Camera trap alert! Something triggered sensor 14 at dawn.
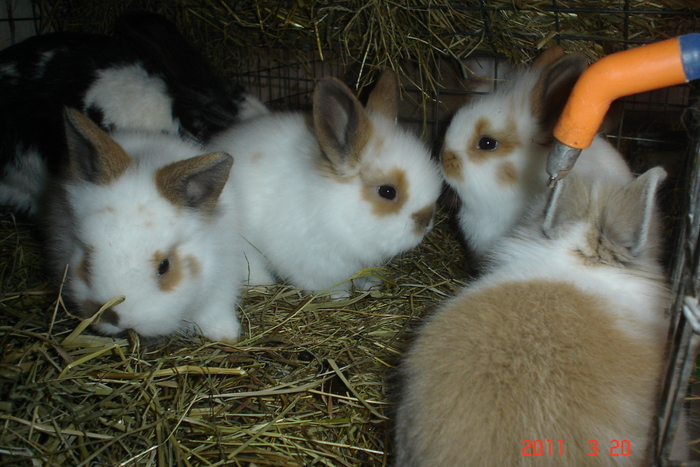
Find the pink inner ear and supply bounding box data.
[532,46,565,69]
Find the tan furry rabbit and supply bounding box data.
[394,167,671,466]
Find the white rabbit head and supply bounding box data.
[44,109,242,341]
[440,47,593,257]
[311,71,443,258]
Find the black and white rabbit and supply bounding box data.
[394,167,673,466]
[0,11,265,215]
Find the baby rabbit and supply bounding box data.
[394,167,671,466]
[43,109,244,342]
[0,11,265,216]
[209,70,443,293]
[441,47,633,258]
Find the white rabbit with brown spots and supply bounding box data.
[394,167,671,466]
[209,70,443,293]
[441,47,633,258]
[43,109,244,342]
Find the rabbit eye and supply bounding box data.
[477,136,499,151]
[378,185,398,201]
[157,259,170,276]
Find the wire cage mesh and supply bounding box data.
[0,0,699,465]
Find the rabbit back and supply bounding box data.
[395,278,665,467]
[394,168,671,466]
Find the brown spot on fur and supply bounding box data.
[185,255,201,278]
[467,117,520,163]
[370,135,385,155]
[496,161,517,186]
[441,148,463,182]
[79,300,120,327]
[80,299,102,319]
[360,167,408,216]
[412,204,435,235]
[100,308,120,326]
[152,249,183,292]
[251,151,263,163]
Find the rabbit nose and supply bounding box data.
[81,299,120,326]
[412,205,436,234]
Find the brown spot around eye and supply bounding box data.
[360,167,408,216]
[152,249,183,292]
[467,117,520,163]
[441,148,463,182]
[496,161,518,186]
[412,204,436,235]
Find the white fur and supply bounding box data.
[209,110,443,292]
[0,61,18,77]
[442,62,633,258]
[238,93,270,121]
[45,130,244,341]
[34,50,56,79]
[484,216,667,344]
[83,64,180,134]
[0,145,48,215]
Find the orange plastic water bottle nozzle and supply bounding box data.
[546,34,700,186]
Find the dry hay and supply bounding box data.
[3,1,700,465]
[40,1,700,115]
[0,206,469,466]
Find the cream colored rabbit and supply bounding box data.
[394,167,671,466]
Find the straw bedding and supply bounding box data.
[2,0,699,465]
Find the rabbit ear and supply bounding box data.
[601,166,667,256]
[313,77,372,173]
[64,107,131,185]
[366,69,398,121]
[531,52,588,135]
[155,151,233,213]
[542,171,590,237]
[531,45,565,69]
